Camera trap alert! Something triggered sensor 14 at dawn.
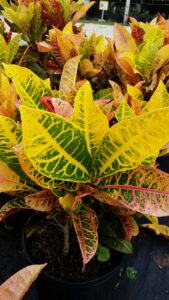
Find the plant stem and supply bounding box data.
[63,222,69,256]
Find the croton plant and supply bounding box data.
[1,0,169,274]
[1,60,169,271]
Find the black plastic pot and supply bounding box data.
[21,213,126,300]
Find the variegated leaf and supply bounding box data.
[142,223,169,239]
[0,34,8,64]
[98,166,169,216]
[0,198,29,222]
[25,190,59,212]
[0,264,47,300]
[70,81,109,155]
[115,99,135,122]
[3,64,52,108]
[94,107,169,178]
[59,55,81,102]
[0,115,25,178]
[153,44,169,73]
[136,26,164,78]
[120,215,139,240]
[16,144,77,191]
[93,88,113,100]
[143,81,169,112]
[20,106,92,182]
[7,34,21,64]
[127,84,144,101]
[0,160,32,193]
[72,204,98,271]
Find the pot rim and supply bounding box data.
[21,212,127,287]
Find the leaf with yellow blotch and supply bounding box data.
[120,215,139,240]
[59,55,81,101]
[0,34,8,64]
[59,193,81,212]
[7,34,21,64]
[114,24,139,54]
[0,160,33,193]
[0,264,47,300]
[136,26,164,78]
[25,190,59,212]
[153,45,169,73]
[143,81,169,112]
[20,105,92,182]
[114,54,139,85]
[72,204,98,271]
[98,166,169,217]
[109,80,123,101]
[144,215,158,224]
[3,64,52,109]
[16,143,77,191]
[142,224,169,239]
[72,1,95,24]
[127,84,144,101]
[115,99,135,122]
[94,107,169,178]
[70,81,109,155]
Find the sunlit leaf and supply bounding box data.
[143,81,169,112]
[59,55,81,101]
[114,24,138,54]
[70,81,109,155]
[3,64,52,108]
[115,99,135,122]
[142,223,169,239]
[20,105,92,182]
[94,107,169,178]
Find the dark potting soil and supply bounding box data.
[28,220,122,283]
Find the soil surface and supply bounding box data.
[28,217,123,282]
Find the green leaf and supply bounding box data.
[97,244,110,262]
[3,64,52,109]
[7,34,22,64]
[0,0,10,8]
[20,105,92,182]
[93,88,113,100]
[115,99,135,122]
[95,107,169,178]
[100,214,133,254]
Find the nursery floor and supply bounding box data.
[0,213,169,300]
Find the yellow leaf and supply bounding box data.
[59,55,81,101]
[95,107,169,178]
[3,64,52,108]
[143,81,169,112]
[70,81,109,155]
[20,105,92,182]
